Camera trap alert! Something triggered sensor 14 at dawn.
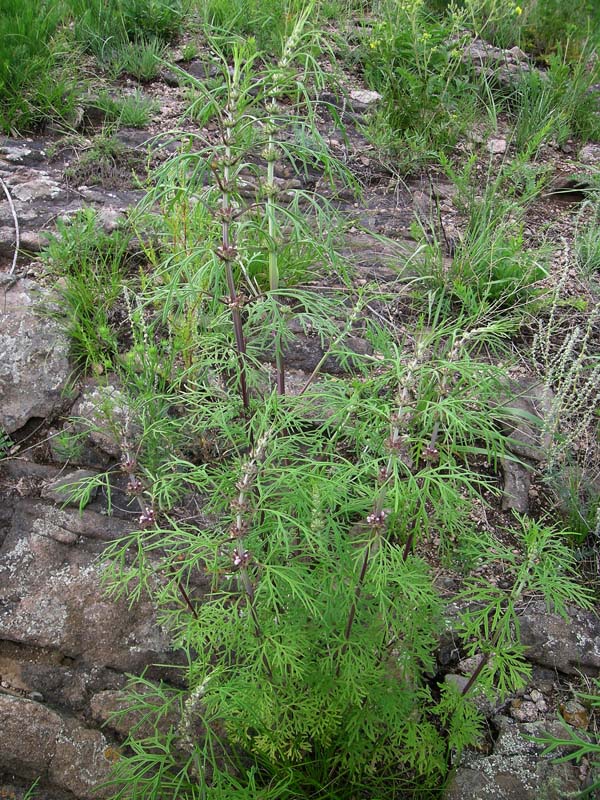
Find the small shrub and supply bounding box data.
[361,2,475,164]
[55,29,591,800]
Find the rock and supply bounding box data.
[0,136,142,259]
[0,278,71,433]
[559,699,590,730]
[341,231,419,283]
[0,499,174,672]
[501,458,531,513]
[445,715,583,800]
[48,424,113,470]
[497,377,554,513]
[95,205,126,233]
[1,147,33,163]
[278,318,372,375]
[0,139,47,165]
[90,684,180,739]
[71,382,138,458]
[579,143,600,165]
[487,137,507,155]
[0,694,113,799]
[499,377,554,462]
[17,657,125,716]
[349,89,382,109]
[445,673,495,716]
[41,469,100,508]
[462,38,533,87]
[519,601,600,676]
[509,698,539,722]
[11,175,64,202]
[18,229,45,251]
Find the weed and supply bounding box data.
[532,288,600,471]
[0,429,12,461]
[198,0,312,54]
[520,0,600,60]
[45,26,590,800]
[509,46,600,153]
[91,89,158,129]
[414,158,550,317]
[361,1,475,166]
[67,0,185,75]
[41,209,134,371]
[109,38,167,82]
[180,41,199,61]
[50,428,87,464]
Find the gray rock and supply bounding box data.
[445,716,582,800]
[71,382,138,458]
[42,469,100,508]
[349,89,382,108]
[499,377,554,462]
[0,279,71,433]
[462,38,533,87]
[519,601,600,675]
[497,377,554,513]
[0,694,113,799]
[90,684,180,739]
[10,175,64,202]
[509,699,539,723]
[579,143,600,165]
[486,137,507,155]
[501,458,531,513]
[1,146,33,163]
[279,318,372,375]
[0,138,47,165]
[19,229,45,251]
[17,658,125,716]
[0,499,173,672]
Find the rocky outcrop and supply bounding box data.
[0,278,71,433]
[0,136,142,258]
[0,500,172,671]
[520,601,600,676]
[462,38,532,85]
[0,694,114,799]
[446,716,582,800]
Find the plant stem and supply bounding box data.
[218,72,249,412]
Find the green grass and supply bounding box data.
[576,197,600,277]
[90,89,159,128]
[41,209,135,371]
[198,0,315,52]
[0,0,187,133]
[0,0,79,133]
